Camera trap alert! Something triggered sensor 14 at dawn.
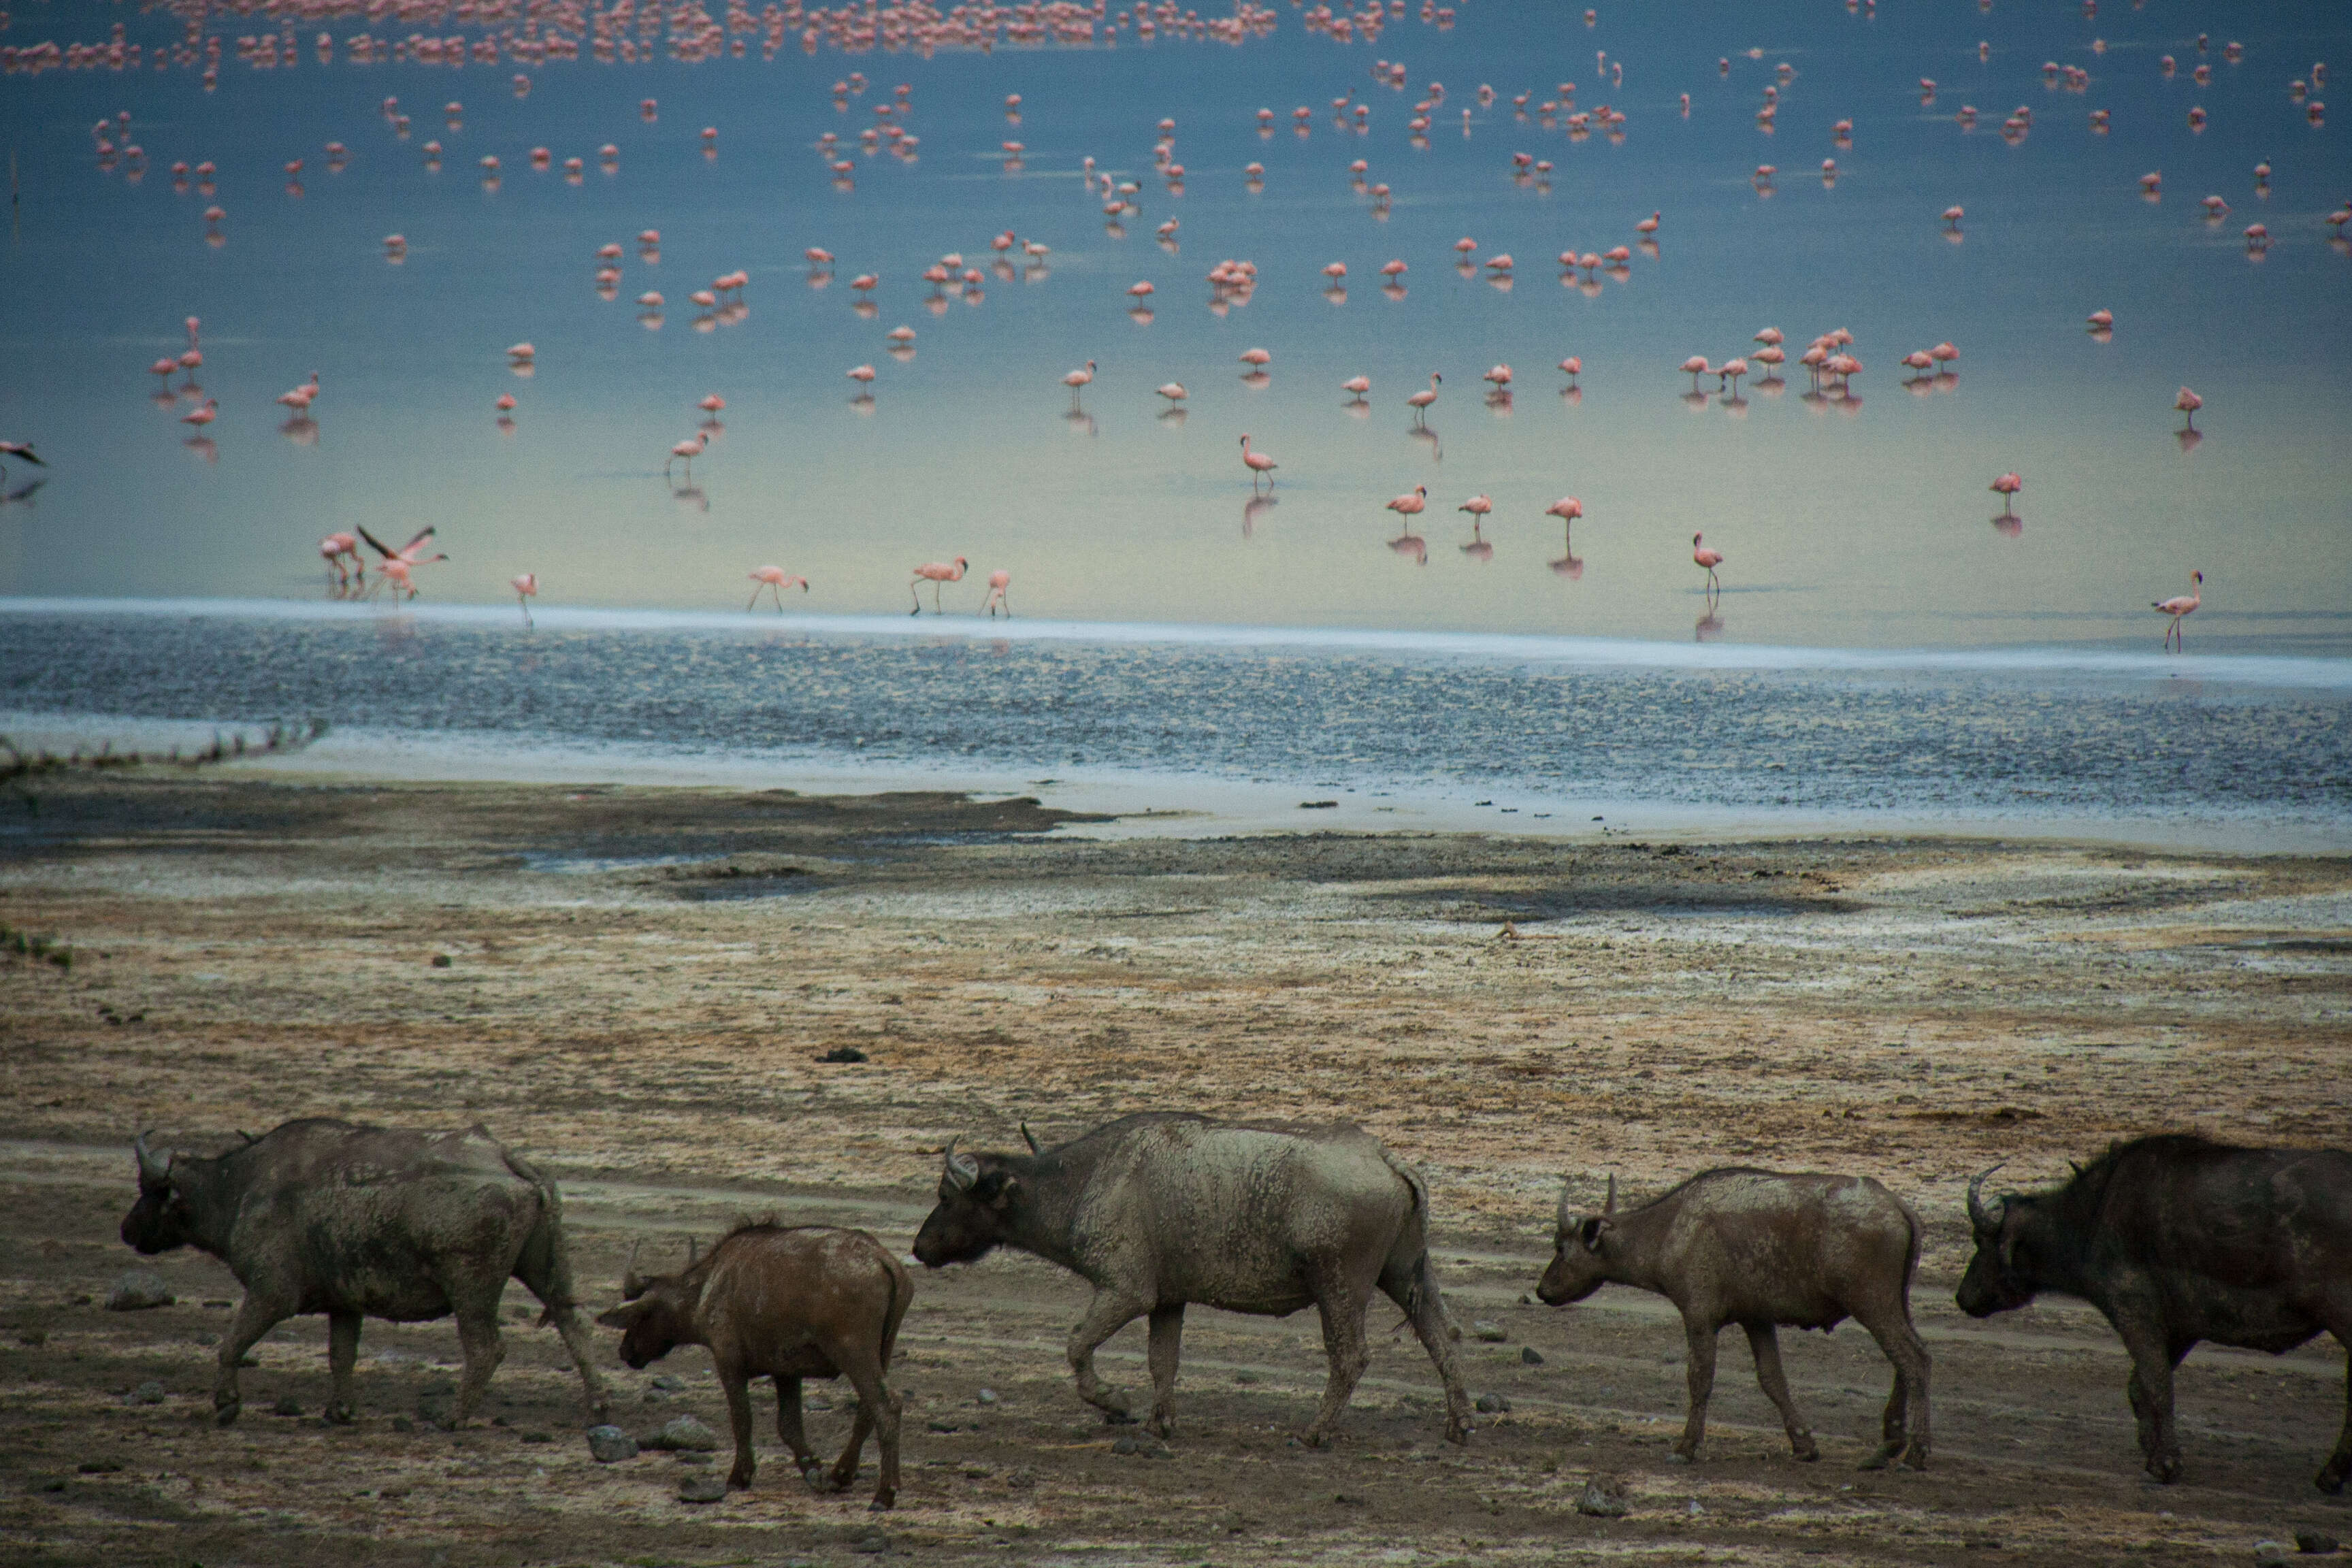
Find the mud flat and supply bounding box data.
[3,773,2349,1567]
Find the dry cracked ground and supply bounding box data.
[2,773,2349,1568]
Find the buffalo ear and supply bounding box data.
[594,1302,647,1331]
[1578,1216,1612,1253]
[979,1172,1020,1209]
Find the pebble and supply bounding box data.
[103,1271,174,1311]
[390,1416,414,1434]
[127,1380,167,1406]
[1110,1434,1172,1458]
[847,1532,889,1554]
[585,1424,639,1463]
[1520,1346,1545,1365]
[1575,1477,1629,1518]
[2257,1545,2292,1566]
[1474,1392,1512,1414]
[1471,1320,1508,1342]
[676,1472,728,1503]
[975,1388,999,1406]
[649,1374,686,1392]
[2297,1534,2341,1556]
[643,1414,719,1452]
[272,1396,304,1417]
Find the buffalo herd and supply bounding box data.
[118,1113,2352,1507]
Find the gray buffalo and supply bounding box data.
[1539,1169,1931,1469]
[598,1223,911,1509]
[120,1118,610,1427]
[1959,1134,2352,1490]
[913,1113,1473,1446]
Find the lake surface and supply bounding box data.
[2,0,2347,655]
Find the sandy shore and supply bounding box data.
[3,770,2348,1566]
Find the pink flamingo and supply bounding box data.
[2152,570,2203,650]
[180,398,218,428]
[1458,493,1493,521]
[1341,374,1371,399]
[1407,372,1442,424]
[2174,387,2203,430]
[666,432,707,478]
[357,525,447,600]
[1692,532,1726,597]
[512,572,538,625]
[747,565,808,610]
[1990,472,2023,516]
[982,569,1012,617]
[910,556,968,614]
[1545,496,1584,524]
[1386,485,1428,517]
[318,532,361,588]
[1682,355,1712,392]
[1239,434,1277,491]
[1063,359,1096,407]
[1558,356,1582,388]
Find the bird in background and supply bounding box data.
[0,442,44,482]
[512,572,538,626]
[2153,569,2203,651]
[981,569,1012,617]
[1692,532,1726,598]
[747,564,808,610]
[357,525,448,601]
[911,556,968,614]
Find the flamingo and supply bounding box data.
[982,569,1012,617]
[1386,485,1428,517]
[318,532,360,587]
[1558,357,1581,387]
[357,525,447,599]
[747,564,809,610]
[1239,434,1277,491]
[1157,383,1188,402]
[1482,364,1512,388]
[667,432,708,478]
[2152,570,2203,650]
[1682,355,1712,392]
[1990,472,2023,516]
[1341,374,1371,399]
[1692,532,1725,596]
[512,572,538,626]
[1458,493,1493,521]
[2174,387,2203,430]
[1407,372,1442,424]
[0,441,45,483]
[1064,359,1096,406]
[1545,496,1583,523]
[910,556,968,614]
[180,398,218,428]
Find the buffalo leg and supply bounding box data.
[1742,1324,1818,1461]
[837,1360,900,1510]
[1303,1262,1377,1448]
[325,1312,363,1425]
[1380,1253,1473,1445]
[829,1382,876,1497]
[719,1362,757,1490]
[2319,1334,2351,1494]
[542,1303,611,1424]
[775,1376,823,1483]
[2120,1328,2189,1483]
[1856,1308,1932,1471]
[1673,1318,1721,1461]
[1066,1288,1148,1424]
[1145,1304,1185,1439]
[213,1293,287,1426]
[448,1294,506,1425]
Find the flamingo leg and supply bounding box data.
[909,579,923,615]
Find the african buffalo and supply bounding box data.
[120,1118,610,1427]
[1539,1169,1931,1469]
[912,1113,1473,1446]
[598,1224,911,1509]
[1958,1134,2352,1490]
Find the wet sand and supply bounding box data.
[3,772,2349,1567]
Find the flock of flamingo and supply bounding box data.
[13,0,2313,650]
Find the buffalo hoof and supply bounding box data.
[1444,1420,1472,1447]
[2145,1453,2182,1485]
[1146,1416,1174,1440]
[214,1396,242,1428]
[323,1403,355,1426]
[1898,1445,1930,1473]
[726,1469,755,1491]
[868,1490,896,1512]
[799,1464,835,1496]
[1099,1407,1137,1426]
[2315,1464,2346,1496]
[1790,1437,1820,1463]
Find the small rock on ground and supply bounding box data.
[848,1532,889,1554]
[676,1472,728,1503]
[2296,1534,2340,1556]
[1575,1477,1630,1518]
[642,1414,719,1452]
[585,1425,639,1463]
[1471,1320,1508,1342]
[1474,1392,1512,1414]
[1110,1435,1172,1458]
[272,1396,304,1417]
[1520,1346,1545,1365]
[103,1271,174,1311]
[126,1380,167,1406]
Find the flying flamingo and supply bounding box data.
[667,432,708,478]
[512,572,538,626]
[910,556,968,614]
[747,565,808,610]
[2174,387,2203,431]
[0,441,45,483]
[1239,434,1277,491]
[1064,359,1096,407]
[1407,372,1442,424]
[357,525,447,600]
[1692,532,1725,598]
[982,569,1012,617]
[2152,569,2203,650]
[1386,485,1428,517]
[1990,472,2023,517]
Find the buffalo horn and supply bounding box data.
[133,1130,169,1186]
[1555,1180,1575,1230]
[1965,1163,2006,1232]
[1602,1173,1616,1215]
[1020,1122,1042,1156]
[685,1235,698,1267]
[621,1241,645,1301]
[943,1138,980,1191]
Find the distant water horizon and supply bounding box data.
[4,600,2348,851]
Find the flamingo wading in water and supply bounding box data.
[1407,372,1442,425]
[2153,570,2203,650]
[982,569,1012,617]
[748,565,809,610]
[1239,434,1277,491]
[911,556,968,615]
[1692,532,1726,600]
[512,572,538,626]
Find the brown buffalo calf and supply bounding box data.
[598,1223,911,1508]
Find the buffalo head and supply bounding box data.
[1535,1174,1616,1306]
[119,1132,193,1255]
[594,1240,700,1369]
[912,1141,1022,1268]
[1953,1164,2037,1317]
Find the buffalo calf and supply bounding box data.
[598,1224,911,1508]
[1539,1169,1930,1469]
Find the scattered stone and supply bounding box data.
[430,953,453,968]
[819,1045,869,1064]
[520,1431,553,1444]
[642,1414,719,1452]
[2297,1534,2341,1556]
[2257,1545,2293,1567]
[1575,1475,1629,1518]
[927,1419,960,1434]
[1333,1492,1369,1507]
[1110,1434,1172,1458]
[848,1531,889,1554]
[1520,1346,1545,1365]
[649,1374,686,1392]
[585,1425,638,1463]
[1519,1294,1535,1305]
[18,1327,48,1348]
[975,1388,999,1406]
[678,1451,712,1466]
[1007,1467,1038,1489]
[390,1416,414,1434]
[103,1271,174,1311]
[272,1397,304,1417]
[416,1394,454,1426]
[677,1472,728,1503]
[77,1460,124,1475]
[1471,1320,1508,1343]
[961,1463,993,1479]
[1474,1392,1512,1414]
[127,1380,167,1406]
